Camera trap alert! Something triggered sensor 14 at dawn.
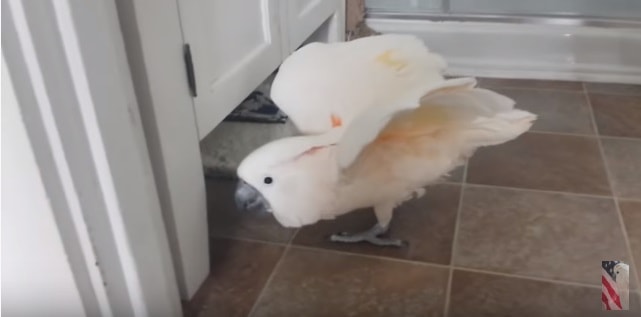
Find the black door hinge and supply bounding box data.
[183,44,197,97]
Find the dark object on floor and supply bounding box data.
[224,91,288,124]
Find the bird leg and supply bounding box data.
[329,203,407,247]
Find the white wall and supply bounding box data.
[1,56,86,317]
[2,0,183,315]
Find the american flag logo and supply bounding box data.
[602,260,630,310]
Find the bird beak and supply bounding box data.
[235,180,271,212]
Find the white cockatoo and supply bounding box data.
[614,262,630,310]
[235,34,537,246]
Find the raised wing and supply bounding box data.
[336,77,536,169]
[270,34,447,135]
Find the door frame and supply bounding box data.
[114,0,210,300]
[113,0,345,302]
[2,0,183,315]
[4,0,347,314]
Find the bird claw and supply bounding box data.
[329,224,408,248]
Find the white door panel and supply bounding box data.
[285,0,340,52]
[177,0,283,139]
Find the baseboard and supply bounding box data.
[367,18,641,84]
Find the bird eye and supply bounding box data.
[264,177,273,184]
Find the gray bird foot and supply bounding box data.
[329,224,407,247]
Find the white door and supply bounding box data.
[285,0,340,53]
[177,0,284,139]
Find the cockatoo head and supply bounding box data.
[235,135,339,228]
[614,262,630,286]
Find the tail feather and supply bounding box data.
[422,85,536,148]
[463,109,537,147]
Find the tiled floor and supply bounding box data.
[196,79,641,317]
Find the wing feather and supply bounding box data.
[336,78,536,169]
[270,34,447,135]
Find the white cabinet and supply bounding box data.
[177,0,284,139]
[176,0,344,139]
[283,0,342,52]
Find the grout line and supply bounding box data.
[443,268,455,316]
[453,181,641,203]
[246,246,289,317]
[288,228,300,245]
[443,162,468,317]
[480,127,640,142]
[615,197,641,287]
[527,130,598,138]
[583,89,641,293]
[246,231,297,317]
[289,244,452,270]
[481,85,585,93]
[600,135,641,142]
[463,182,613,200]
[453,266,601,290]
[528,129,639,141]
[289,243,604,290]
[210,234,289,247]
[589,92,641,97]
[584,89,641,98]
